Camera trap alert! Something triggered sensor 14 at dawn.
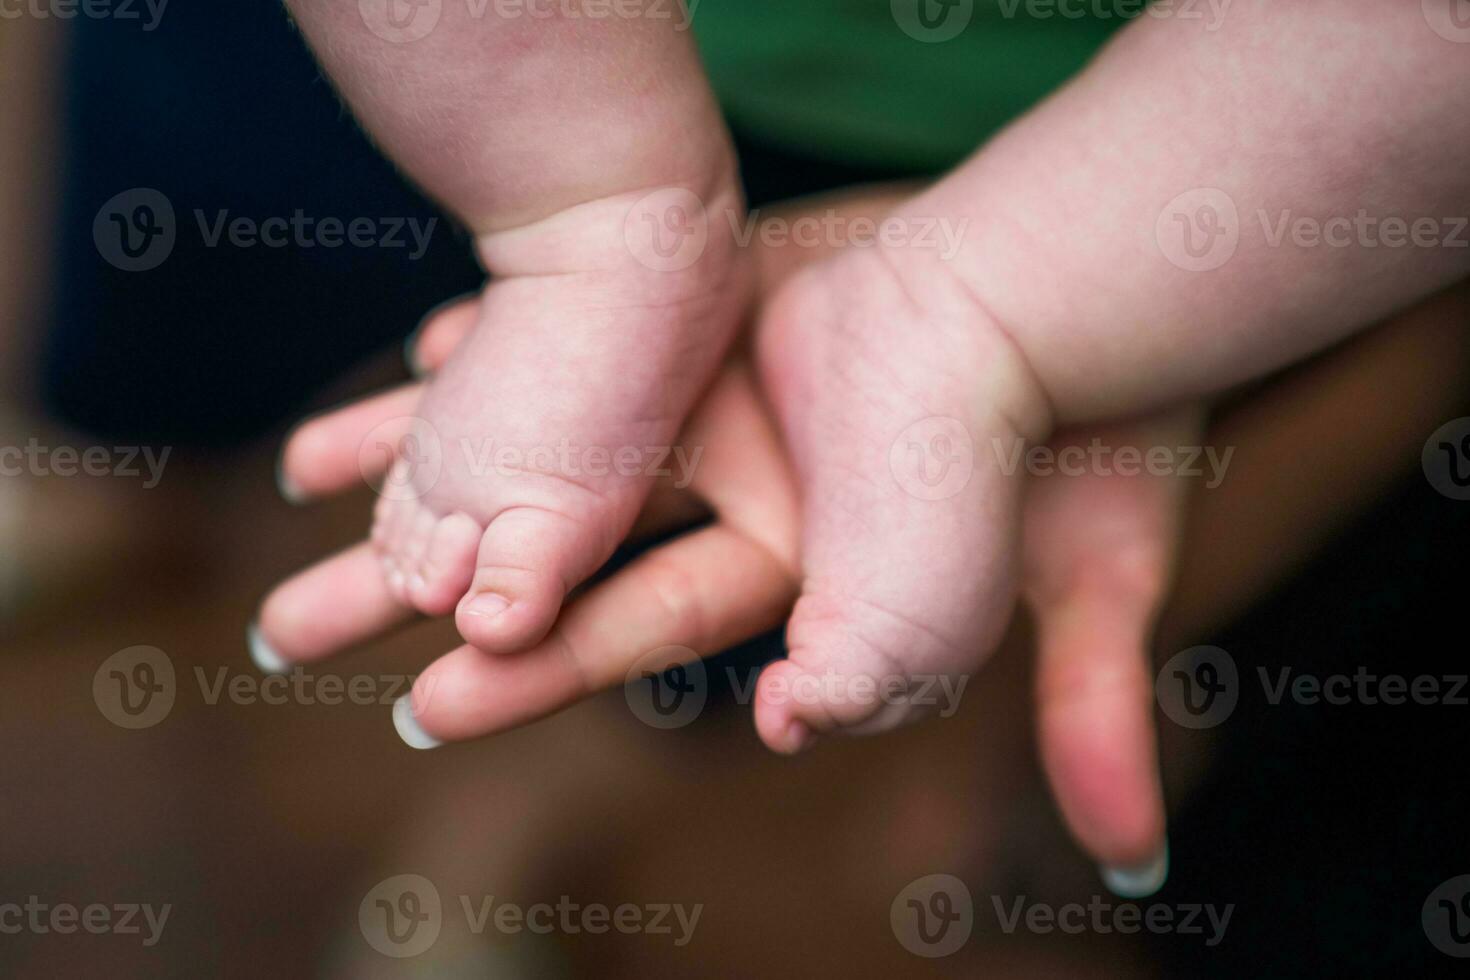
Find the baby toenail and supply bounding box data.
[463,592,510,619]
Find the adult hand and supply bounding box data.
[256,187,1209,890]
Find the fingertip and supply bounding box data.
[275,449,308,505]
[403,323,429,378]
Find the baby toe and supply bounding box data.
[754,591,977,753]
[455,505,608,656]
[406,511,482,617]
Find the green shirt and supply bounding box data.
[693,0,1122,171]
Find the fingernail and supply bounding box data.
[1100,841,1169,898]
[403,323,429,378]
[393,695,442,750]
[275,449,307,505]
[247,622,289,675]
[462,592,510,620]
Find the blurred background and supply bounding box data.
[3,3,1469,977]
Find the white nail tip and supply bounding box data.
[1100,843,1169,898]
[247,623,290,675]
[393,696,442,750]
[403,326,428,378]
[275,454,306,505]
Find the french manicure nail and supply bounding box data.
[275,450,307,505]
[393,695,442,750]
[247,622,289,675]
[403,324,429,378]
[1100,841,1169,898]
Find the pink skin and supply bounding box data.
[746,0,1470,753]
[284,0,749,653]
[370,189,750,654]
[263,187,1189,877]
[269,1,1468,885]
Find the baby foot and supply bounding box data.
[373,186,750,654]
[754,243,1051,749]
